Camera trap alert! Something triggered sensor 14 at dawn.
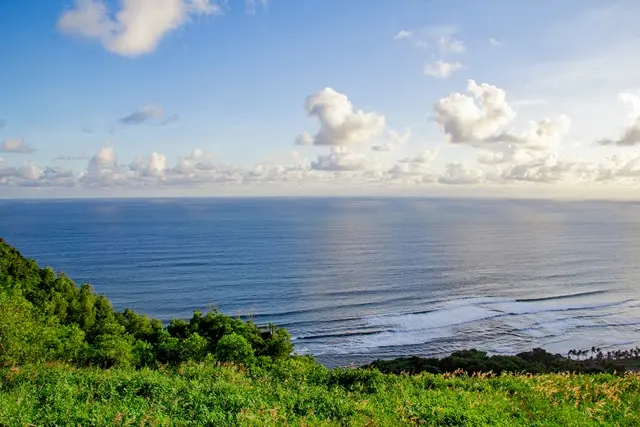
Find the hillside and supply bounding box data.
[1,238,640,426]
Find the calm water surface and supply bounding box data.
[1,198,639,366]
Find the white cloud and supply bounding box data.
[295,131,314,146]
[596,153,640,183]
[399,149,437,164]
[489,37,501,47]
[476,144,532,165]
[88,146,118,175]
[435,80,515,143]
[438,36,465,54]
[499,155,597,184]
[296,88,386,146]
[173,148,218,174]
[394,30,412,40]
[484,115,571,149]
[372,128,411,152]
[598,93,640,146]
[439,162,485,185]
[424,60,463,78]
[0,162,77,187]
[58,0,221,57]
[1,138,36,154]
[387,149,438,183]
[185,148,208,161]
[4,142,640,192]
[130,152,167,177]
[310,147,376,172]
[434,80,570,153]
[21,162,44,181]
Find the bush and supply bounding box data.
[132,339,156,368]
[216,333,255,364]
[89,334,133,368]
[181,332,208,362]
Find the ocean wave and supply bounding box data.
[299,296,640,355]
[516,289,608,302]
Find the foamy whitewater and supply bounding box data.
[1,198,639,366]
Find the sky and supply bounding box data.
[2,0,640,198]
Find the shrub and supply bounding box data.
[181,332,208,362]
[216,333,255,364]
[89,334,133,368]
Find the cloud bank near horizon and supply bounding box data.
[3,80,640,192]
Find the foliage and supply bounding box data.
[0,239,293,368]
[368,347,628,376]
[1,362,640,426]
[216,333,255,364]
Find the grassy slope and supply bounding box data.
[2,361,640,426]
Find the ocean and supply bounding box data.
[1,197,639,366]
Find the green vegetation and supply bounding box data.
[366,347,630,376]
[2,238,640,426]
[0,238,292,369]
[3,361,640,426]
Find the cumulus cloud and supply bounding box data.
[372,128,411,152]
[598,93,640,146]
[88,146,118,175]
[424,60,463,78]
[1,138,36,154]
[434,80,570,157]
[173,148,217,174]
[295,132,314,146]
[296,88,386,146]
[438,36,465,54]
[57,0,221,57]
[119,105,165,125]
[310,147,376,172]
[499,155,597,184]
[5,143,640,191]
[399,149,437,164]
[435,80,515,143]
[387,149,438,183]
[20,162,44,181]
[596,153,640,183]
[439,162,485,185]
[0,162,77,187]
[130,152,167,177]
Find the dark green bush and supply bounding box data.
[216,333,255,364]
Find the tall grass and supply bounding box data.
[2,359,639,426]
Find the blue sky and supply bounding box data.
[2,0,640,198]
